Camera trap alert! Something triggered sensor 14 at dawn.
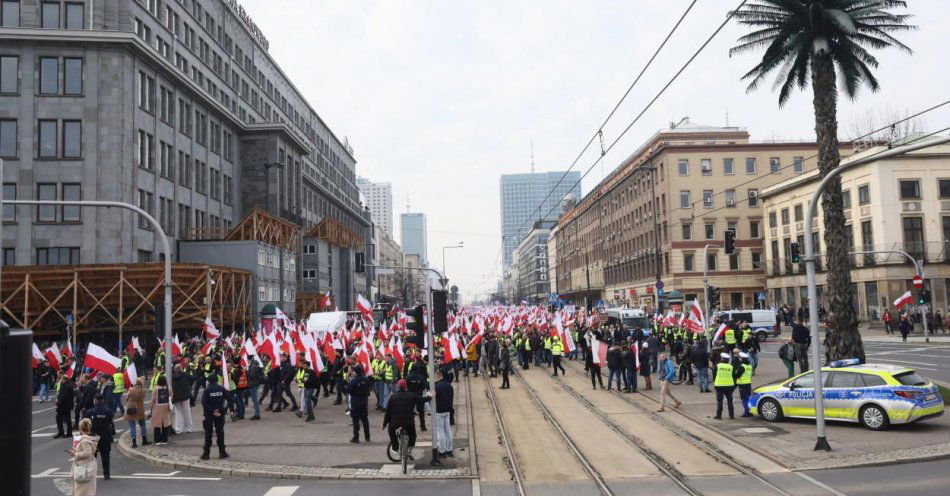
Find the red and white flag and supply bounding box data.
[713,323,728,341]
[62,341,74,359]
[131,336,143,354]
[685,300,706,333]
[590,338,608,366]
[32,343,44,369]
[321,290,333,310]
[204,316,221,340]
[85,343,121,375]
[123,362,138,386]
[45,343,62,370]
[64,361,77,379]
[356,294,374,324]
[221,353,230,389]
[894,290,913,310]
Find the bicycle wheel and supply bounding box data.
[671,364,686,385]
[400,432,409,474]
[386,439,400,462]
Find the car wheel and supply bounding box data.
[758,398,783,422]
[860,404,890,431]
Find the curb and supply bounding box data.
[634,388,950,471]
[117,432,476,480]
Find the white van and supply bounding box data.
[714,309,779,341]
[606,308,652,335]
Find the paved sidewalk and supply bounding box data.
[632,339,950,471]
[119,376,476,480]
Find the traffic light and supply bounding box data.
[724,229,736,254]
[708,286,721,309]
[918,289,932,305]
[790,242,802,263]
[406,304,426,348]
[432,289,448,334]
[355,252,365,273]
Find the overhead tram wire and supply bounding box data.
[507,0,701,243]
[530,0,750,225]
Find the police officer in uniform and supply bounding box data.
[86,394,115,480]
[712,352,741,420]
[736,352,753,417]
[348,364,371,443]
[200,374,233,460]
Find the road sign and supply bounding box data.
[913,275,923,289]
[655,280,665,290]
[757,292,766,301]
[66,314,73,326]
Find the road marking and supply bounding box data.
[471,478,481,496]
[35,468,59,477]
[796,472,849,496]
[33,406,56,415]
[131,470,180,476]
[263,486,300,496]
[33,471,221,481]
[32,433,55,437]
[32,424,56,433]
[871,358,938,367]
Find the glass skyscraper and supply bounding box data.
[400,213,428,265]
[500,172,581,270]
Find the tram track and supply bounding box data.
[479,373,528,496]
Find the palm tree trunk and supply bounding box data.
[810,56,865,364]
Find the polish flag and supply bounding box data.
[32,343,44,369]
[123,362,138,386]
[200,340,214,356]
[356,294,374,324]
[131,336,143,354]
[275,307,292,330]
[240,338,264,368]
[85,343,121,375]
[555,315,576,353]
[308,346,325,373]
[221,353,230,390]
[685,300,706,333]
[62,341,74,359]
[258,333,280,368]
[713,324,728,341]
[356,341,371,374]
[391,337,405,371]
[321,290,333,310]
[45,343,62,370]
[894,290,913,309]
[590,338,608,366]
[64,361,77,379]
[204,316,221,340]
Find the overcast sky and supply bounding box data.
[245,0,950,302]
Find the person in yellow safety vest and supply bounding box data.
[295,360,308,418]
[379,353,396,410]
[371,356,384,410]
[551,337,566,376]
[111,367,126,417]
[543,336,552,366]
[712,352,740,420]
[723,326,737,353]
[736,352,754,418]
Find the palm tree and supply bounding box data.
[730,1,915,362]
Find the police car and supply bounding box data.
[749,359,944,430]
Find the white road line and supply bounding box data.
[871,358,939,367]
[35,468,59,477]
[32,424,56,433]
[131,470,180,476]
[32,406,56,415]
[32,433,55,438]
[34,472,221,481]
[796,472,849,496]
[263,486,300,496]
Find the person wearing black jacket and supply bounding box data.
[171,364,194,434]
[74,374,97,427]
[434,372,454,458]
[274,354,299,412]
[302,364,321,422]
[246,359,264,420]
[347,365,371,442]
[500,342,512,389]
[405,365,428,431]
[200,374,232,460]
[54,374,75,438]
[87,394,115,480]
[382,379,429,460]
[791,319,811,372]
[690,339,710,392]
[606,345,623,391]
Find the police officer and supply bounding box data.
[712,352,740,420]
[348,364,371,443]
[86,394,115,480]
[551,336,566,376]
[736,352,753,417]
[200,374,232,460]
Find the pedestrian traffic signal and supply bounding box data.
[432,289,448,334]
[724,229,736,254]
[406,305,426,348]
[918,289,932,305]
[708,286,721,309]
[790,242,801,263]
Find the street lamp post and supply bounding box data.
[441,242,463,288]
[804,135,950,452]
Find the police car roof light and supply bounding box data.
[829,358,861,368]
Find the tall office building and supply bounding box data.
[400,212,427,264]
[500,171,581,269]
[357,177,393,236]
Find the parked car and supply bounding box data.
[714,309,778,341]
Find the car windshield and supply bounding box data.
[623,317,649,329]
[894,371,928,386]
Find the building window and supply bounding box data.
[36,183,56,221]
[39,57,58,94]
[0,55,17,93]
[703,190,713,208]
[63,120,81,158]
[858,184,870,205]
[729,253,739,270]
[842,189,852,209]
[899,179,921,200]
[751,252,762,270]
[748,189,758,207]
[679,190,690,208]
[2,182,15,221]
[38,120,57,158]
[745,157,756,174]
[137,250,154,263]
[781,208,790,225]
[678,159,688,176]
[1,0,20,27]
[902,216,925,260]
[2,247,13,265]
[794,204,803,222]
[681,223,692,240]
[861,220,874,266]
[943,217,950,263]
[137,189,154,230]
[705,222,715,240]
[726,189,736,207]
[0,119,16,158]
[41,1,59,28]
[770,157,780,173]
[136,130,154,170]
[723,157,734,175]
[939,180,950,199]
[36,247,80,265]
[793,156,804,173]
[706,253,717,271]
[62,183,80,221]
[700,158,712,176]
[750,220,760,239]
[64,2,83,29]
[138,71,156,112]
[683,253,694,272]
[63,58,82,95]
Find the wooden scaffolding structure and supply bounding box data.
[0,263,253,339]
[226,208,301,252]
[305,216,362,249]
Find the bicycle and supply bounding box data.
[386,426,411,474]
[670,361,693,385]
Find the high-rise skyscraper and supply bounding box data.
[400,213,427,265]
[357,177,394,236]
[500,171,581,269]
